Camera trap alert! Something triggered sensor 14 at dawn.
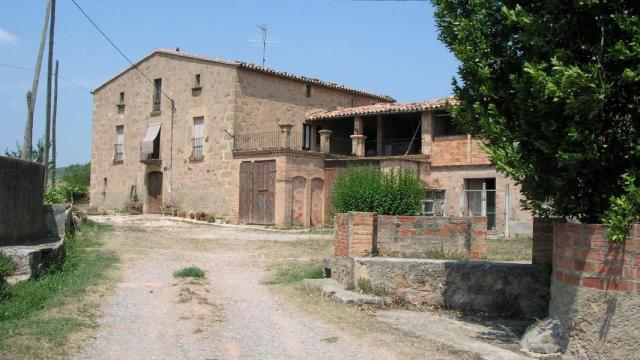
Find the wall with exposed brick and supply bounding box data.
[549,222,640,358]
[333,212,487,260]
[430,136,491,167]
[333,212,376,257]
[531,217,565,266]
[377,215,487,260]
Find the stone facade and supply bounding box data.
[90,50,389,219]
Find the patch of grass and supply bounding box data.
[264,261,325,285]
[487,236,532,262]
[0,251,13,278]
[173,266,205,279]
[0,220,118,359]
[356,277,388,296]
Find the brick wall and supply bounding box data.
[532,217,566,266]
[549,222,640,358]
[334,212,487,260]
[333,212,376,257]
[553,223,639,294]
[431,136,491,167]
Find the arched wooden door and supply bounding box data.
[147,171,163,214]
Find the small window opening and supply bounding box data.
[153,78,162,112]
[302,124,312,150]
[119,92,125,104]
[305,84,312,98]
[195,74,201,87]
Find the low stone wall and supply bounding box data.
[331,256,547,318]
[548,222,639,358]
[0,156,45,246]
[377,215,487,259]
[333,212,487,260]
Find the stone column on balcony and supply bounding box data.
[318,129,332,154]
[278,123,293,149]
[350,134,366,157]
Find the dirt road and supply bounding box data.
[76,216,463,360]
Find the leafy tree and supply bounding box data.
[431,0,640,222]
[4,138,47,164]
[60,162,90,189]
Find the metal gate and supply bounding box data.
[239,160,276,225]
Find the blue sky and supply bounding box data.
[0,0,458,166]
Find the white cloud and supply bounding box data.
[0,28,18,44]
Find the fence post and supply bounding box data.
[279,124,293,149]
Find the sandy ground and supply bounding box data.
[76,215,467,360]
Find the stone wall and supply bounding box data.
[377,215,487,259]
[0,157,44,246]
[548,222,640,359]
[331,256,547,318]
[333,212,487,260]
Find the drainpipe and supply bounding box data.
[169,99,175,205]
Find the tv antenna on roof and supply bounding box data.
[249,24,279,67]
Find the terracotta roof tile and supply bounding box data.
[305,97,457,121]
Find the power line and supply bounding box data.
[69,0,175,104]
[0,61,92,93]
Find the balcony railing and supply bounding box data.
[140,146,161,163]
[233,131,302,151]
[191,137,204,158]
[113,144,123,162]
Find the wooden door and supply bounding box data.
[147,171,163,214]
[239,161,276,225]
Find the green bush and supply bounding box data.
[43,183,87,204]
[331,167,425,215]
[44,186,65,204]
[603,173,640,243]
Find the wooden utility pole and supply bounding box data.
[51,60,59,185]
[22,0,52,161]
[43,0,56,185]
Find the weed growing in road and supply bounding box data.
[173,266,206,279]
[0,220,118,359]
[264,261,324,285]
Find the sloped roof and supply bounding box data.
[305,97,457,121]
[93,49,395,101]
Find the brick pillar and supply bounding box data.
[469,216,488,260]
[319,129,332,154]
[333,212,376,257]
[421,111,433,156]
[532,217,565,266]
[279,123,293,148]
[350,134,366,157]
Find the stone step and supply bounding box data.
[302,278,387,306]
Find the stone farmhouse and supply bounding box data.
[90,49,531,236]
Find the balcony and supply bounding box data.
[140,146,161,165]
[233,131,302,152]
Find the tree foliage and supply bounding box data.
[60,163,90,190]
[431,0,640,222]
[331,167,425,215]
[4,138,47,164]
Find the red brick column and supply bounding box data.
[333,212,376,257]
[469,216,488,260]
[532,217,565,266]
[553,223,639,293]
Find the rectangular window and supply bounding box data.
[305,84,311,98]
[422,189,445,215]
[433,113,464,136]
[194,74,201,87]
[114,125,124,162]
[192,117,204,158]
[153,78,162,112]
[302,124,311,150]
[119,92,125,104]
[464,178,496,230]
